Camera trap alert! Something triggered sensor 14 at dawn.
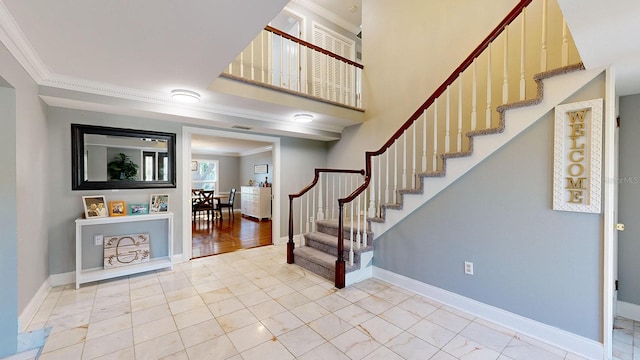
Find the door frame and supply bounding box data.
[603,66,617,360]
[181,126,281,261]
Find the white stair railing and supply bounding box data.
[224,26,363,109]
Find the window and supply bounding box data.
[191,160,218,191]
[143,151,169,181]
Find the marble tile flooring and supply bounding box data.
[10,244,590,359]
[613,316,640,360]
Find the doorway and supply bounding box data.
[182,127,281,261]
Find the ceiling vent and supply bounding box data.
[231,125,252,130]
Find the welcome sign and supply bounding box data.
[553,99,602,213]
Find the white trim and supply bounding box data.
[275,236,289,246]
[345,251,373,286]
[373,267,603,360]
[182,127,281,261]
[18,280,51,332]
[616,301,640,322]
[49,271,74,287]
[603,66,617,360]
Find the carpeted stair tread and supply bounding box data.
[293,246,360,281]
[304,231,373,254]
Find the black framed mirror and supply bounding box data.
[72,124,176,190]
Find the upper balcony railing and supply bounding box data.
[222,25,364,109]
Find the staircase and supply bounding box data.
[293,218,374,284]
[287,0,596,288]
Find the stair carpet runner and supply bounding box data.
[293,218,373,281]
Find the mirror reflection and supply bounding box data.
[72,124,176,190]
[84,134,168,182]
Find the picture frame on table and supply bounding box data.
[149,194,169,213]
[128,203,149,215]
[82,195,108,218]
[108,201,126,216]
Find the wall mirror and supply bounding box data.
[72,124,176,190]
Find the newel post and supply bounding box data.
[287,195,295,264]
[335,202,346,288]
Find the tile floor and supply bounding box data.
[8,244,590,360]
[613,316,640,360]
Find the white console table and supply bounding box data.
[75,212,173,289]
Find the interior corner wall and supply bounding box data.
[278,137,328,237]
[327,0,518,169]
[47,108,183,274]
[0,40,49,356]
[374,75,605,341]
[0,85,18,357]
[617,93,640,305]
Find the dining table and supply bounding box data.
[192,190,229,220]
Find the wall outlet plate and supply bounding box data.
[464,261,474,275]
[94,234,103,246]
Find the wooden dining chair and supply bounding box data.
[217,188,236,220]
[193,190,215,222]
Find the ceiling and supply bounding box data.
[3,0,637,153]
[0,0,363,148]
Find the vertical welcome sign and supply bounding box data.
[553,98,603,213]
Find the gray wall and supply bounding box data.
[0,85,18,357]
[240,151,272,188]
[618,94,640,305]
[374,78,605,341]
[47,108,183,275]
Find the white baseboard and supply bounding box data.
[617,300,640,322]
[275,236,289,245]
[49,271,74,287]
[373,267,603,360]
[18,280,51,332]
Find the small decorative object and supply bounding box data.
[82,195,108,218]
[264,176,269,187]
[254,164,268,174]
[128,203,149,215]
[104,233,150,268]
[107,153,139,180]
[108,201,126,216]
[149,194,169,213]
[248,179,254,186]
[191,161,198,171]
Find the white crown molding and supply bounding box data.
[292,0,360,35]
[0,1,50,82]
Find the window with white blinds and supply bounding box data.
[312,24,356,104]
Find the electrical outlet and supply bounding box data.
[464,261,474,275]
[94,234,103,246]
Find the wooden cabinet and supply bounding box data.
[75,213,173,289]
[241,186,272,220]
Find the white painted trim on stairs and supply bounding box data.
[616,300,640,322]
[371,67,605,240]
[374,266,603,360]
[345,251,373,286]
[18,280,51,332]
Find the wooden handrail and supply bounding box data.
[265,25,364,69]
[287,168,364,265]
[340,0,533,205]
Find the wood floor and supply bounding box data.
[191,210,272,259]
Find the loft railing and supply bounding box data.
[288,0,581,288]
[223,25,363,109]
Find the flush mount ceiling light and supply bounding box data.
[293,113,314,123]
[171,89,200,103]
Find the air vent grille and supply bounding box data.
[231,125,252,130]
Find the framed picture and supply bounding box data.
[149,194,169,213]
[82,195,108,218]
[109,201,126,216]
[128,203,149,215]
[191,161,198,171]
[254,164,268,174]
